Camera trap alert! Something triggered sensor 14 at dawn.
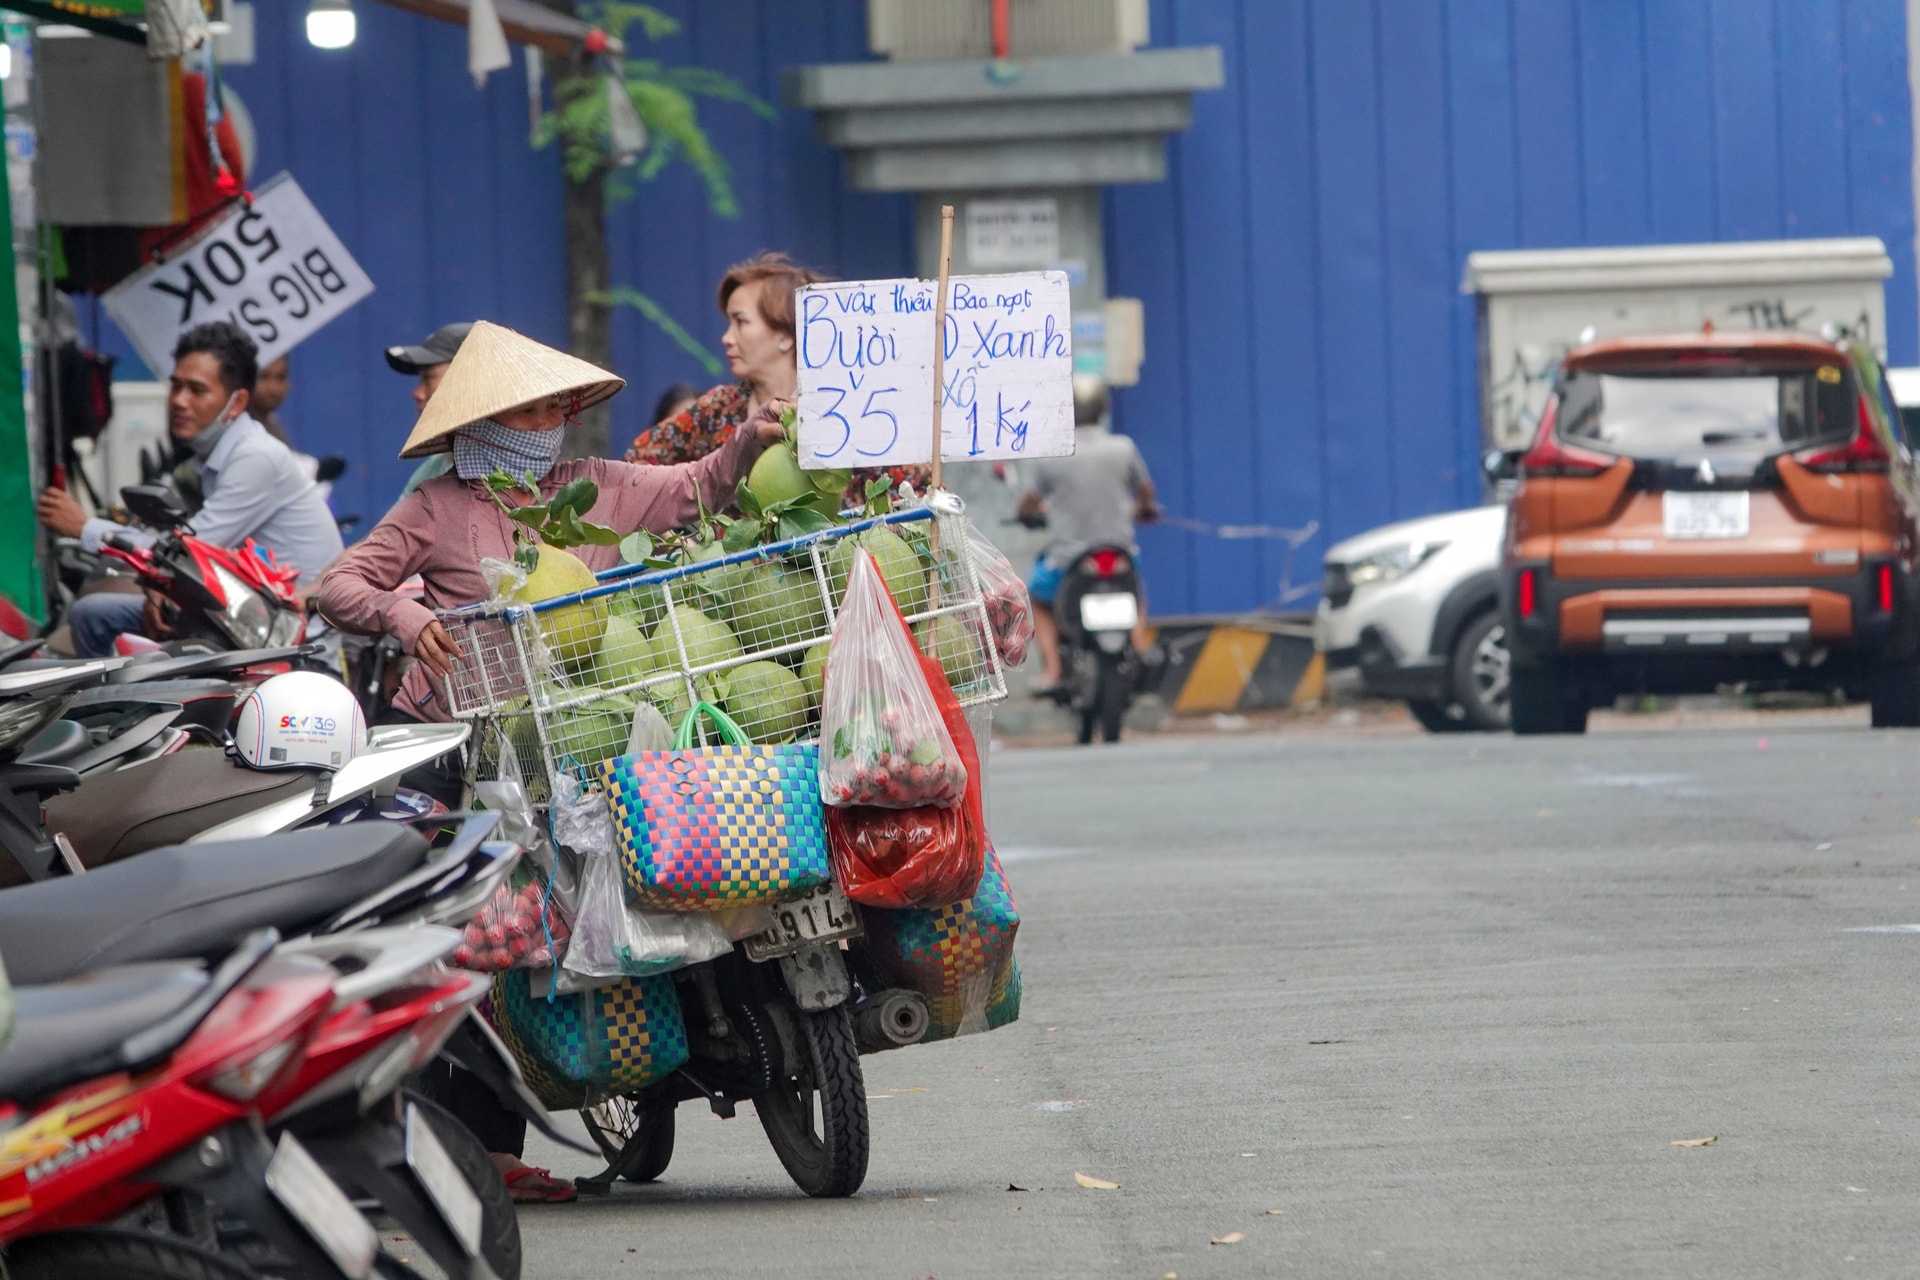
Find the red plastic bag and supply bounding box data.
[826,636,986,908]
[820,548,967,808]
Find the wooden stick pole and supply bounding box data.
[929,204,955,495]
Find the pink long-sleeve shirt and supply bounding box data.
[316,427,765,721]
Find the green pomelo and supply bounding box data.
[720,561,828,654]
[808,466,853,499]
[914,614,979,691]
[826,526,929,617]
[647,605,743,677]
[745,441,815,510]
[548,694,638,769]
[798,640,830,709]
[606,582,666,634]
[721,661,812,744]
[579,612,658,689]
[510,544,606,668]
[684,539,753,612]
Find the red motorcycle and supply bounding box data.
[97,485,307,656]
[0,931,360,1279]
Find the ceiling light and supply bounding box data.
[305,0,354,49]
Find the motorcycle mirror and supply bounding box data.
[120,483,190,531]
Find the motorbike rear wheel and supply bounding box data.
[756,1004,869,1198]
[580,1096,677,1183]
[1079,653,1131,745]
[6,1228,255,1280]
[402,1091,523,1280]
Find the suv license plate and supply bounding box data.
[746,882,862,962]
[1663,491,1750,540]
[1080,592,1139,632]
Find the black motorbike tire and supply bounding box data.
[1080,653,1129,744]
[756,1004,869,1198]
[580,1096,677,1183]
[402,1091,523,1280]
[6,1229,256,1280]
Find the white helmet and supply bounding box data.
[234,671,368,771]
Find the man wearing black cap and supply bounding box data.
[387,322,472,497]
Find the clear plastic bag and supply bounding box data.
[964,521,1033,669]
[820,548,967,809]
[552,774,733,980]
[454,880,572,972]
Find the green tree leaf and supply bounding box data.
[721,519,760,553]
[619,530,656,564]
[550,477,598,517]
[577,520,623,546]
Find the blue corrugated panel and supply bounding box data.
[66,0,1919,619]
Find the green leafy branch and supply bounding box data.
[484,470,620,572]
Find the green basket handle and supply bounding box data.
[672,701,752,749]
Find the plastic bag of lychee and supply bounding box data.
[454,879,572,972]
[964,520,1033,669]
[820,548,968,810]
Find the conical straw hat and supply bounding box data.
[398,321,626,459]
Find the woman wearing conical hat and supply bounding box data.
[317,321,783,730]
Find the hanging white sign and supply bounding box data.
[794,269,1075,468]
[104,172,374,376]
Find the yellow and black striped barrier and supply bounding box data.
[1141,614,1324,714]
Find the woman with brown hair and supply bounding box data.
[627,251,929,501]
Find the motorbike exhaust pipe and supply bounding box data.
[853,988,930,1054]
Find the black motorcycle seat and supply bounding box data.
[0,962,209,1101]
[0,824,431,985]
[27,750,317,882]
[15,719,88,767]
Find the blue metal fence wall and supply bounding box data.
[1111,0,1920,614]
[74,0,1919,616]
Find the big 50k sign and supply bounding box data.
[105,173,374,374]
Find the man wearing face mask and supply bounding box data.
[37,322,345,657]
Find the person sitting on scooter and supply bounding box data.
[315,323,783,1203]
[1016,374,1160,692]
[36,323,346,658]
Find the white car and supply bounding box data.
[1315,504,1510,731]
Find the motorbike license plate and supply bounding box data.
[1663,491,1749,540]
[404,1102,484,1258]
[264,1132,378,1280]
[1080,592,1139,632]
[746,882,862,962]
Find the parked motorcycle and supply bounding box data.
[0,929,373,1280]
[0,817,567,1279]
[97,484,308,655]
[0,665,465,885]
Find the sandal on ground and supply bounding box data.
[503,1166,578,1204]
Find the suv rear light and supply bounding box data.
[1517,568,1539,619]
[1879,564,1895,612]
[1519,401,1612,478]
[1795,396,1890,474]
[1089,550,1128,578]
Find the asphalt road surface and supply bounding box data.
[517,720,1920,1279]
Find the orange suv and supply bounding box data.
[1501,332,1920,734]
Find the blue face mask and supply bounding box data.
[452,418,567,484]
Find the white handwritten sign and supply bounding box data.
[104,172,374,376]
[795,270,1074,468]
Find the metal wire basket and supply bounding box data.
[438,494,1007,800]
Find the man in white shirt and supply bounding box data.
[37,322,344,656]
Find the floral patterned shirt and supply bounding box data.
[625,382,930,505]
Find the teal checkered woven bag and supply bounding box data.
[861,842,1021,1042]
[600,703,831,911]
[490,971,689,1110]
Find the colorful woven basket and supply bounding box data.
[490,971,689,1110]
[861,842,1021,1041]
[600,704,830,911]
